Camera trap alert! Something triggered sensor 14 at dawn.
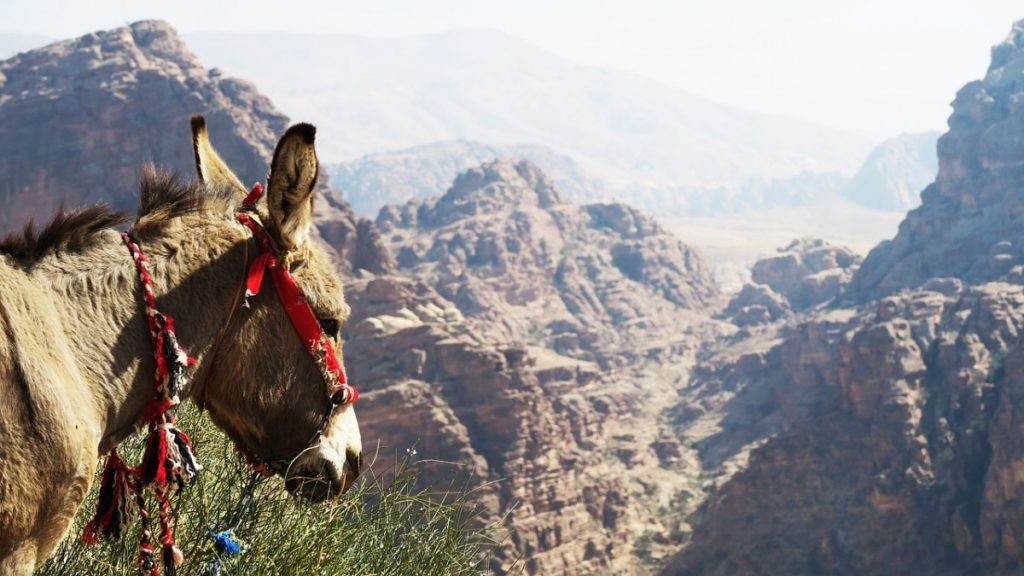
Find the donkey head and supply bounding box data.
[191,117,361,500]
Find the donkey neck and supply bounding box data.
[43,218,250,454]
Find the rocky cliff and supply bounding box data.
[851,21,1024,300]
[365,159,726,573]
[0,20,391,274]
[669,281,1024,575]
[664,18,1024,575]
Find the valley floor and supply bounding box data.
[664,201,905,292]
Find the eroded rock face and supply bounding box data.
[722,282,792,326]
[0,21,391,274]
[851,20,1024,300]
[668,285,1024,575]
[750,237,861,310]
[0,20,284,230]
[343,273,717,574]
[366,160,728,573]
[661,20,1024,575]
[380,159,721,354]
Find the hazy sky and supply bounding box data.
[1,0,1021,138]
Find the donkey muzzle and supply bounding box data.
[284,449,362,501]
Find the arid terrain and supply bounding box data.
[5,17,1024,575]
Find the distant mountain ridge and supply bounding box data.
[326,140,609,217]
[841,131,939,211]
[329,132,936,219]
[184,29,873,190]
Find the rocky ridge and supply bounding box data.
[722,237,859,327]
[378,160,720,353]
[326,139,609,217]
[850,21,1024,300]
[370,159,726,572]
[663,19,1024,575]
[0,20,390,274]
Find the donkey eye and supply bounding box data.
[319,318,340,339]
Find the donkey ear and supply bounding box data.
[266,123,319,251]
[190,115,248,198]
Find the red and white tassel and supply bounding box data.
[82,450,136,543]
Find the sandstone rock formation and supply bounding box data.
[369,158,726,573]
[343,275,632,573]
[663,19,1024,575]
[750,237,861,310]
[851,20,1024,300]
[721,238,859,327]
[378,160,720,353]
[668,284,1024,575]
[722,282,791,326]
[0,21,390,275]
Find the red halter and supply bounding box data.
[236,183,358,406]
[82,183,358,576]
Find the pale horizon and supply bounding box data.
[1,0,1022,140]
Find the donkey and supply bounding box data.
[0,117,362,574]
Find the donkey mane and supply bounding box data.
[0,166,240,262]
[0,206,127,261]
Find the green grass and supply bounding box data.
[37,408,498,575]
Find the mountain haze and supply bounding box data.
[185,29,873,189]
[841,131,939,211]
[327,140,609,217]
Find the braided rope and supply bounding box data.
[82,234,200,575]
[121,233,194,409]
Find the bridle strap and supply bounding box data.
[235,184,357,406]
